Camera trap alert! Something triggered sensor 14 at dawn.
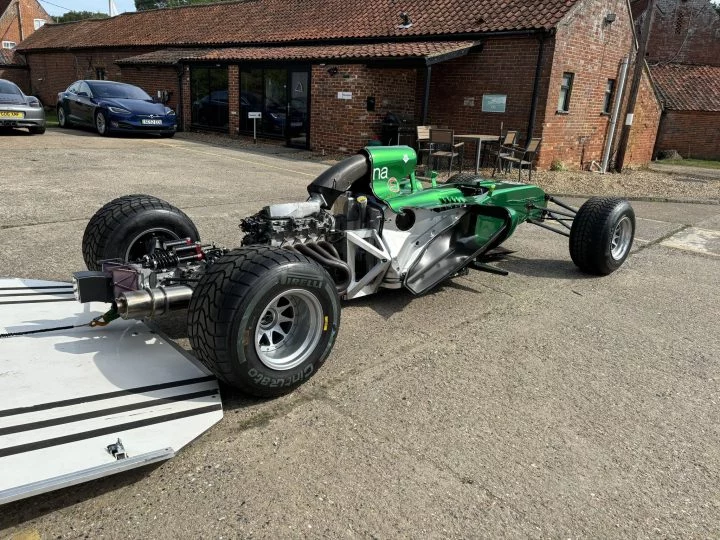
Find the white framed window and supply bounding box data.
[2,41,16,49]
[34,19,46,30]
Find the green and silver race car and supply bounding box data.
[73,146,635,396]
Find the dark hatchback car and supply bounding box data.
[57,80,176,137]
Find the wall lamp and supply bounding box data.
[327,66,339,76]
[604,13,617,24]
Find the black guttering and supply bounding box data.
[526,32,548,146]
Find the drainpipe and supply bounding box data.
[615,0,656,171]
[601,56,630,173]
[16,1,24,41]
[525,32,546,145]
[421,65,431,125]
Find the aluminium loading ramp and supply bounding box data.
[0,278,223,505]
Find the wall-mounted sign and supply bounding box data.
[248,111,262,119]
[337,91,353,100]
[463,97,475,107]
[482,94,507,113]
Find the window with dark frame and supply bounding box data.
[557,72,574,113]
[95,67,106,81]
[602,79,616,114]
[190,66,229,130]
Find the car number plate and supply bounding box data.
[141,119,162,125]
[0,111,24,119]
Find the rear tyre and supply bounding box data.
[57,105,71,128]
[188,246,340,397]
[447,172,483,185]
[29,126,46,135]
[569,197,635,275]
[82,194,200,271]
[95,109,109,136]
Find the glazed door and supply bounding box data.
[287,69,309,148]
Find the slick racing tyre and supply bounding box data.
[82,194,200,271]
[569,197,635,275]
[447,172,483,185]
[188,247,341,397]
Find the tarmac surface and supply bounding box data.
[1,129,719,539]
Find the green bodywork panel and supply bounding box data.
[365,146,548,238]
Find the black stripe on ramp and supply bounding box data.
[0,389,219,436]
[0,403,223,458]
[0,376,217,418]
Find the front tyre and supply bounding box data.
[569,197,635,275]
[82,194,200,271]
[95,109,109,136]
[188,247,341,397]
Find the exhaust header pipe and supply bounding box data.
[116,285,193,319]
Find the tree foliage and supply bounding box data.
[54,11,110,23]
[134,0,231,10]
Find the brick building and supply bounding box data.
[16,0,661,169]
[632,0,720,159]
[0,0,48,92]
[0,0,49,50]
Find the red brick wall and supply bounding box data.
[0,0,50,46]
[639,0,720,67]
[424,38,551,165]
[24,48,158,105]
[120,65,181,112]
[538,0,660,169]
[427,39,549,141]
[622,70,662,166]
[228,64,239,136]
[309,64,417,153]
[655,110,720,159]
[0,65,29,92]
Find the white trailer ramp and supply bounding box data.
[0,278,223,504]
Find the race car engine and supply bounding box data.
[240,201,335,247]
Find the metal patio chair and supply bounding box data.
[498,137,542,182]
[429,128,464,176]
[490,130,519,175]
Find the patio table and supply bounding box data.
[454,134,501,174]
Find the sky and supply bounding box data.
[40,0,137,16]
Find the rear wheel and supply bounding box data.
[569,197,635,275]
[447,172,483,185]
[188,247,340,397]
[82,194,199,271]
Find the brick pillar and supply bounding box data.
[181,66,191,131]
[228,64,239,137]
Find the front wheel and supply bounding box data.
[95,109,109,136]
[569,197,635,275]
[188,247,341,397]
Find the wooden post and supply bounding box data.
[615,0,656,172]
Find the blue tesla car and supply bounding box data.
[56,80,176,137]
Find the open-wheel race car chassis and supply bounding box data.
[0,146,634,503]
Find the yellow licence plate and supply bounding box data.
[0,111,24,119]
